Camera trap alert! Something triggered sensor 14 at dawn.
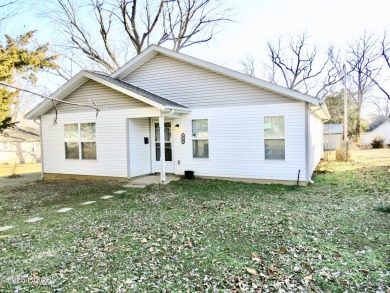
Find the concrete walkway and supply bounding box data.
[1,174,182,234]
[0,188,130,234]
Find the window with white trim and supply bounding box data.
[0,142,10,151]
[264,116,285,160]
[192,119,209,158]
[64,123,96,160]
[24,142,35,153]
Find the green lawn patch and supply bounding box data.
[0,157,389,292]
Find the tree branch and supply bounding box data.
[0,81,100,112]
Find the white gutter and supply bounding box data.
[159,109,174,183]
[38,118,44,180]
[305,102,311,183]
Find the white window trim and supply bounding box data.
[64,122,97,161]
[264,116,286,161]
[1,142,10,151]
[23,142,35,154]
[192,118,209,159]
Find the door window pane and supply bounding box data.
[155,122,172,162]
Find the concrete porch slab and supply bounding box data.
[128,174,180,185]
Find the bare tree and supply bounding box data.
[43,0,231,74]
[161,0,230,51]
[44,0,120,72]
[370,96,390,117]
[262,33,342,99]
[347,32,383,138]
[367,31,390,100]
[0,0,23,24]
[240,55,256,77]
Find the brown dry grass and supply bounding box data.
[0,163,42,177]
[320,149,390,172]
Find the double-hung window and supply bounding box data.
[264,116,285,160]
[64,123,96,160]
[0,142,10,151]
[192,119,209,158]
[24,142,35,153]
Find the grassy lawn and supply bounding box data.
[0,163,41,177]
[0,150,389,292]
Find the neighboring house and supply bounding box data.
[361,116,390,145]
[26,45,329,185]
[323,124,343,150]
[0,127,41,165]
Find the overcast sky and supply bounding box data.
[4,0,390,69]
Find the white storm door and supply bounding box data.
[153,121,174,173]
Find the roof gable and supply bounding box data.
[368,116,390,132]
[26,71,189,120]
[111,45,321,106]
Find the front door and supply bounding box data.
[153,121,174,173]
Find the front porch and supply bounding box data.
[125,174,181,187]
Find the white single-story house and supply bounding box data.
[26,45,329,185]
[323,124,343,150]
[0,126,41,165]
[361,116,390,145]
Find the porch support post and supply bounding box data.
[159,115,166,183]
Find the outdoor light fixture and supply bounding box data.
[174,124,180,130]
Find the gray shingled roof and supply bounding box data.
[368,116,390,132]
[323,124,343,134]
[91,72,188,109]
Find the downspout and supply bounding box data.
[305,102,312,183]
[37,118,44,180]
[159,109,174,183]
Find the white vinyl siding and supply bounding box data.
[323,133,342,150]
[48,80,149,114]
[172,102,307,182]
[361,121,390,144]
[41,107,160,178]
[123,54,294,108]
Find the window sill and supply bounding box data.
[65,159,98,161]
[262,160,286,163]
